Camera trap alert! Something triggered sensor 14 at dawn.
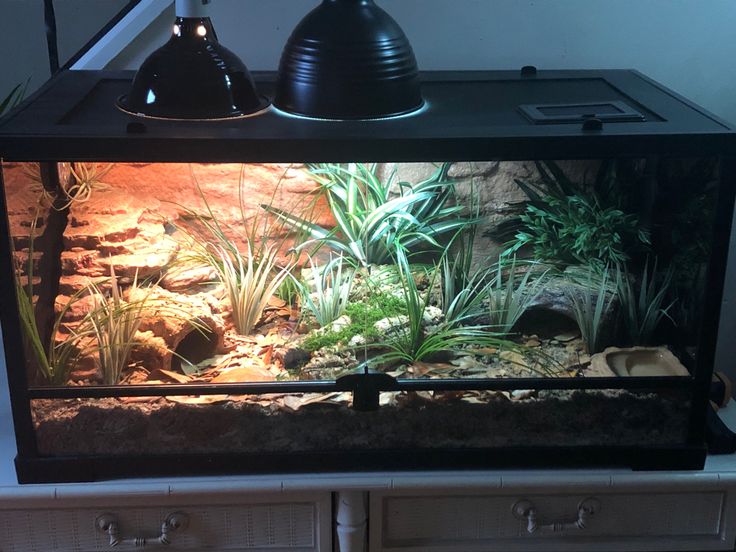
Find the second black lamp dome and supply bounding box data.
[275,0,424,120]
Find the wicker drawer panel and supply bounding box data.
[372,491,728,551]
[0,501,324,551]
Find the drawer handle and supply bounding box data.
[512,498,601,534]
[95,512,189,547]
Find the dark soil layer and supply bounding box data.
[32,390,689,456]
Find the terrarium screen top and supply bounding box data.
[4,160,713,393]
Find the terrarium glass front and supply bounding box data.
[3,158,715,457]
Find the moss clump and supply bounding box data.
[302,293,406,352]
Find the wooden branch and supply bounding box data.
[34,162,69,371]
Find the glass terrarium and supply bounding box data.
[0,69,734,483]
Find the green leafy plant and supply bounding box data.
[275,272,300,307]
[506,194,649,268]
[297,255,355,327]
[487,257,547,336]
[566,266,616,354]
[616,259,675,346]
[498,161,650,269]
[263,163,472,267]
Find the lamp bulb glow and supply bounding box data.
[173,24,181,36]
[196,25,207,37]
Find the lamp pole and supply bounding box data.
[43,0,60,74]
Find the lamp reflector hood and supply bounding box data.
[118,2,267,120]
[275,0,424,120]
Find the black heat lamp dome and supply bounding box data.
[118,17,269,120]
[274,0,424,120]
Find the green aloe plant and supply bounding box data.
[616,259,675,346]
[263,163,472,267]
[297,255,356,328]
[214,242,292,335]
[567,266,616,354]
[487,257,548,336]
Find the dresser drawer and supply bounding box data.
[0,493,331,552]
[371,489,731,551]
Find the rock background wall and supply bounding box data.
[6,162,330,290]
[5,160,601,298]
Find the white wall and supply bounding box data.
[0,0,128,101]
[108,0,736,125]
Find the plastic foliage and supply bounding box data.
[487,257,548,336]
[499,161,650,268]
[263,163,472,267]
[24,162,113,210]
[173,165,296,336]
[566,266,616,354]
[616,258,675,346]
[297,254,356,328]
[78,267,150,385]
[369,246,557,375]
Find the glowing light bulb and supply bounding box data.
[196,25,207,37]
[173,24,180,36]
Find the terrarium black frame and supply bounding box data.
[0,68,734,483]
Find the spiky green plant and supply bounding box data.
[263,163,472,267]
[172,166,298,336]
[442,257,494,327]
[566,267,616,354]
[440,185,487,325]
[297,255,355,327]
[368,247,550,371]
[78,268,150,385]
[616,259,675,345]
[214,243,291,335]
[487,257,547,336]
[0,79,29,116]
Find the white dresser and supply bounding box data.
[0,407,735,551]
